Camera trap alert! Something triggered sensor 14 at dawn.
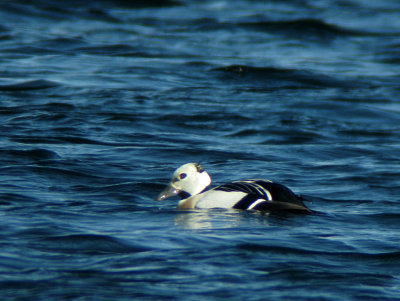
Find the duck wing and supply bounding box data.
[214,180,311,213]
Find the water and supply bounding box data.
[1,0,400,300]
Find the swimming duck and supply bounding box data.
[155,163,313,214]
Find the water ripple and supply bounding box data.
[0,1,399,300]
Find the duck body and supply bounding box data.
[155,163,312,214]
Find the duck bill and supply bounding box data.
[155,185,180,201]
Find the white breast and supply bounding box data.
[195,190,247,209]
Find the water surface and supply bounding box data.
[1,1,400,300]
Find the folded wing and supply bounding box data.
[213,180,311,213]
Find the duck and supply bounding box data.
[155,163,313,214]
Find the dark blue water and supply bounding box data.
[1,0,400,300]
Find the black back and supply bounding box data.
[215,180,311,213]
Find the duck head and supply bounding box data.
[155,163,211,201]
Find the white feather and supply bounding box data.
[247,199,266,210]
[195,190,246,209]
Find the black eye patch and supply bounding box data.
[179,173,187,179]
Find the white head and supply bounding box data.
[155,163,211,201]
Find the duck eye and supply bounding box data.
[179,173,187,180]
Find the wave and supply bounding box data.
[34,234,149,254]
[9,134,149,147]
[0,79,60,91]
[0,192,38,206]
[211,65,363,89]
[225,128,326,145]
[238,18,377,39]
[0,148,59,162]
[4,0,180,21]
[237,242,400,261]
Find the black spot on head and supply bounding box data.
[195,163,204,173]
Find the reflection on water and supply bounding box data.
[173,209,272,229]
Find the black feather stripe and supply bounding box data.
[216,181,270,202]
[215,182,252,193]
[214,180,306,209]
[216,181,265,194]
[253,180,304,206]
[252,201,312,214]
[232,194,259,210]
